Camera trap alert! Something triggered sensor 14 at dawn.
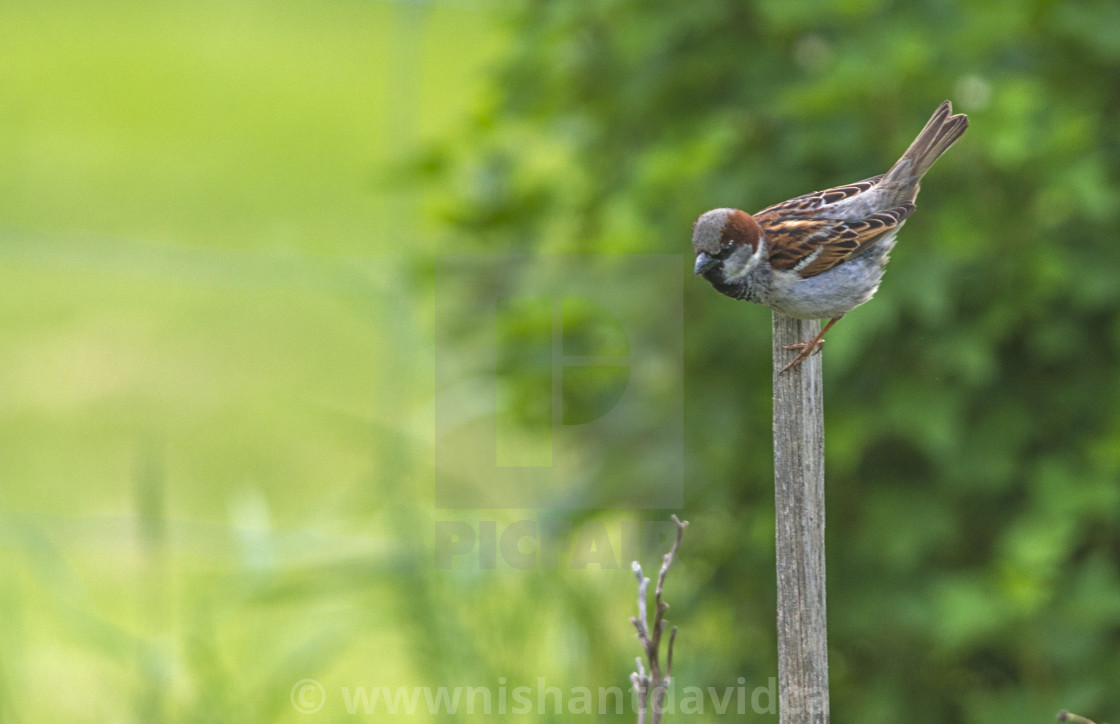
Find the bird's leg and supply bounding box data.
[780,316,842,374]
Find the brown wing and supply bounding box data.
[757,174,884,216]
[760,202,915,278]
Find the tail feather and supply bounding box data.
[885,100,968,186]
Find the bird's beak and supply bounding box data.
[694,252,718,276]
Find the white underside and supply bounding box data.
[764,231,899,319]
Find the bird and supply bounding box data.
[692,100,968,373]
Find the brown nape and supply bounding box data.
[723,210,762,248]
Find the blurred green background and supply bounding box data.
[3,0,1120,722]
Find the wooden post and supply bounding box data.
[772,313,830,724]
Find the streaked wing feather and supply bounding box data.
[761,203,915,278]
[758,174,884,216]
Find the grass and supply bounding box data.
[0,1,514,720]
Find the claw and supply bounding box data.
[779,339,826,374]
[778,316,842,375]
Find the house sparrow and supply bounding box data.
[692,101,968,373]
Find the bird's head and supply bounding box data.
[691,208,764,282]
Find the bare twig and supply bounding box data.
[630,515,688,724]
[1059,711,1106,724]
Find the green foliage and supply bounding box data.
[3,0,1119,721]
[430,0,1120,721]
[0,1,518,721]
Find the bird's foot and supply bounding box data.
[780,338,826,374]
[778,316,842,375]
